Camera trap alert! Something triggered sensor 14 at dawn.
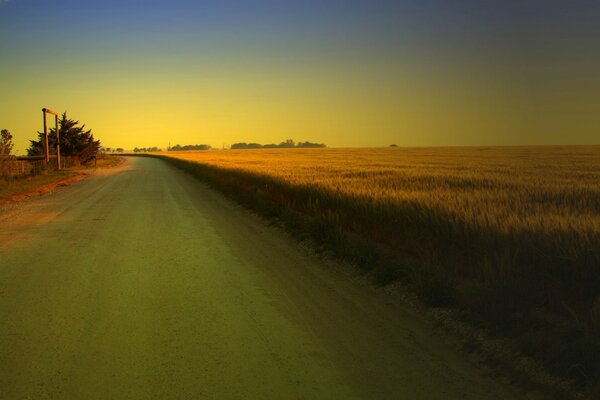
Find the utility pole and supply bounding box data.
[42,109,49,163]
[42,108,60,169]
[55,113,60,169]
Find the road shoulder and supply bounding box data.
[0,156,130,208]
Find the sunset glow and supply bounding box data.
[1,1,599,153]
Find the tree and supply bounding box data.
[133,146,163,152]
[169,144,210,151]
[28,112,100,163]
[278,139,295,148]
[0,129,15,177]
[231,142,250,149]
[231,139,325,149]
[0,129,14,158]
[297,141,325,148]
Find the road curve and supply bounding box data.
[0,157,526,399]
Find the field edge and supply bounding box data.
[135,153,593,400]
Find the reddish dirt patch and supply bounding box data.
[0,174,86,207]
[0,157,130,208]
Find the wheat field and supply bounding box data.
[166,147,599,235]
[162,146,600,317]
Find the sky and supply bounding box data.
[1,0,599,153]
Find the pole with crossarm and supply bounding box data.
[42,108,60,170]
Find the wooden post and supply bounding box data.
[42,109,49,163]
[42,108,60,168]
[55,114,61,170]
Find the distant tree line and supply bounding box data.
[231,139,325,150]
[133,147,162,153]
[168,144,211,151]
[102,147,124,153]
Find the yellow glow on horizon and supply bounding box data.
[2,53,599,154]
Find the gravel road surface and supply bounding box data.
[0,157,527,399]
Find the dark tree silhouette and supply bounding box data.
[0,129,14,158]
[231,139,325,149]
[168,144,210,151]
[278,139,295,148]
[28,112,100,162]
[296,141,325,148]
[0,129,15,177]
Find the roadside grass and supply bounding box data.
[0,155,122,200]
[141,146,600,398]
[96,154,123,168]
[0,169,79,199]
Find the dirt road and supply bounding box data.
[0,157,527,399]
